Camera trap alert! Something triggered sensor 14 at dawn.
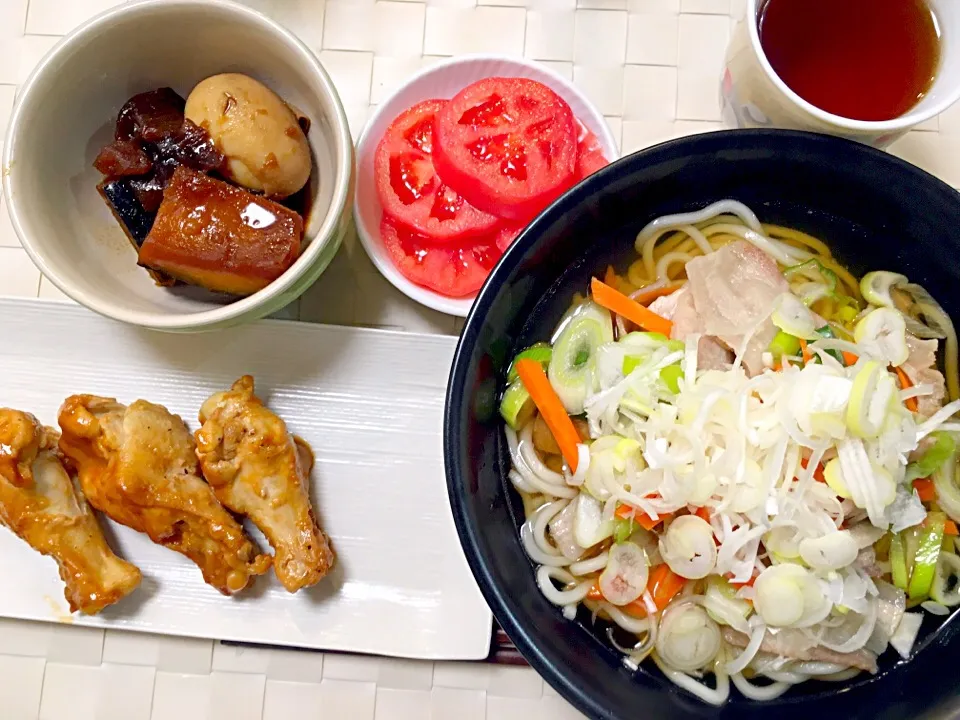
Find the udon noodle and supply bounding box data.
[500,200,960,705]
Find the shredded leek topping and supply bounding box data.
[503,200,960,706]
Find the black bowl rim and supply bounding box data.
[444,128,960,720]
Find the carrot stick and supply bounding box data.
[913,477,936,503]
[631,282,683,307]
[615,503,671,530]
[591,277,672,336]
[649,564,685,609]
[946,520,958,537]
[842,351,859,367]
[620,598,652,617]
[694,506,711,523]
[603,265,618,287]
[588,588,649,618]
[586,564,685,617]
[515,359,581,472]
[799,338,812,364]
[586,582,647,617]
[728,573,757,589]
[894,366,920,413]
[800,457,826,483]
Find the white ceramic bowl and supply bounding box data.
[2,0,354,332]
[353,56,619,318]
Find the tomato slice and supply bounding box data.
[375,99,499,242]
[433,78,578,222]
[576,123,610,180]
[495,225,523,252]
[380,215,500,298]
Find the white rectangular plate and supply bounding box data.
[0,298,491,660]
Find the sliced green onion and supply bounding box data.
[931,551,960,607]
[933,455,960,526]
[814,326,845,365]
[904,525,923,578]
[860,271,908,308]
[768,330,801,358]
[823,458,851,499]
[506,343,553,383]
[499,380,535,430]
[703,576,752,627]
[619,331,684,353]
[621,332,683,377]
[623,355,642,375]
[660,364,684,394]
[785,259,839,306]
[891,532,909,590]
[575,493,616,549]
[909,512,946,601]
[624,331,669,344]
[894,282,952,341]
[854,308,909,366]
[835,305,859,324]
[906,432,957,482]
[620,392,653,417]
[613,517,634,544]
[860,273,949,340]
[772,293,820,339]
[612,438,642,472]
[846,361,897,438]
[549,301,614,414]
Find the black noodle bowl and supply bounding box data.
[444,130,960,720]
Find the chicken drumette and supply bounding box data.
[196,376,334,592]
[58,395,271,595]
[0,408,141,614]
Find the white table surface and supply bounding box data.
[3,1,960,719]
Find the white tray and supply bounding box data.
[0,298,491,660]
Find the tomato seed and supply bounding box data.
[403,116,434,154]
[429,184,464,221]
[458,95,509,127]
[389,154,434,205]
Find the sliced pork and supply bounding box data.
[684,241,789,376]
[722,627,878,673]
[649,288,733,372]
[903,334,947,418]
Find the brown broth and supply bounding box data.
[758,0,941,122]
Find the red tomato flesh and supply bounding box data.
[494,225,523,252]
[380,215,500,298]
[433,78,578,222]
[575,122,610,180]
[375,99,499,242]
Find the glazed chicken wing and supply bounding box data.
[57,395,271,595]
[196,376,334,592]
[0,409,141,614]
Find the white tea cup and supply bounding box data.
[722,0,960,148]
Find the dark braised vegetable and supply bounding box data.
[93,140,152,177]
[97,179,155,248]
[95,89,228,286]
[97,179,175,286]
[114,87,187,143]
[95,89,225,184]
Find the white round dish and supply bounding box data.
[2,0,354,333]
[353,55,619,318]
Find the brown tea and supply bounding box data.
[758,0,941,122]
